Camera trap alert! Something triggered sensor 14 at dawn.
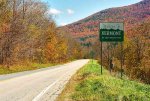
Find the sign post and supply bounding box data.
[100,42,102,74]
[99,22,124,77]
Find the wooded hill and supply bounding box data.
[64,0,150,41]
[63,0,150,84]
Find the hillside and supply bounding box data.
[64,0,150,43]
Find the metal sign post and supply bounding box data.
[99,22,124,77]
[101,42,103,74]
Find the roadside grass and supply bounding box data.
[56,60,150,101]
[0,67,14,74]
[0,63,57,75]
[0,59,76,75]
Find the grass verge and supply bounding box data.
[56,60,150,101]
[0,63,57,75]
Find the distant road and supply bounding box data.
[0,59,89,101]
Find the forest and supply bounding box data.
[0,0,83,72]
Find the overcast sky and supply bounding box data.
[41,0,142,26]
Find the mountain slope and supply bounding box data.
[64,0,150,41]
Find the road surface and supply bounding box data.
[0,59,89,101]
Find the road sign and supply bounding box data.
[99,22,124,42]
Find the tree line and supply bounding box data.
[0,0,83,68]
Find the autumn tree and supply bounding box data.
[0,0,80,68]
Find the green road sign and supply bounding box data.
[99,22,124,42]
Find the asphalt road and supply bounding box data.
[0,59,89,101]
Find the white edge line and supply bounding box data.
[32,79,59,101]
[32,68,69,101]
[32,68,63,101]
[32,60,89,101]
